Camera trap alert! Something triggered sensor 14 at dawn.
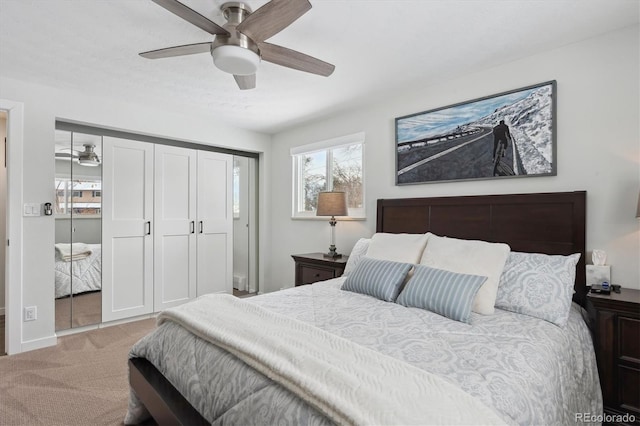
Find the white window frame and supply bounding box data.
[291,132,365,219]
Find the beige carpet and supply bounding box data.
[0,318,156,425]
[55,291,102,331]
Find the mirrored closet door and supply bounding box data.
[232,155,258,296]
[54,130,102,331]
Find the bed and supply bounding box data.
[54,243,102,298]
[125,191,600,425]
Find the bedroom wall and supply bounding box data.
[0,76,272,351]
[267,25,640,293]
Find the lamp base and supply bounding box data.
[323,245,342,259]
[323,252,342,259]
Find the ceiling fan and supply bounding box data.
[139,0,335,90]
[55,148,79,162]
[55,144,100,167]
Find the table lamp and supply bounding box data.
[316,191,347,258]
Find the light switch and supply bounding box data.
[23,203,41,217]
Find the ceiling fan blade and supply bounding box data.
[152,0,229,36]
[234,74,256,90]
[237,0,311,42]
[259,42,334,77]
[140,42,212,59]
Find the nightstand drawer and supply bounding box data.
[292,253,348,287]
[301,266,335,284]
[619,317,640,362]
[619,365,640,414]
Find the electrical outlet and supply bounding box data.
[24,306,37,322]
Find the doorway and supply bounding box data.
[0,98,22,356]
[0,111,6,355]
[232,155,258,297]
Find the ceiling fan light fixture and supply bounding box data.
[78,158,100,167]
[78,144,100,167]
[212,45,260,76]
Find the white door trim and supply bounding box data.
[0,98,24,355]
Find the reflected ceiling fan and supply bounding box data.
[55,144,100,167]
[139,0,335,90]
[55,148,79,162]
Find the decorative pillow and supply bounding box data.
[396,265,487,324]
[420,233,510,315]
[343,238,371,277]
[366,233,429,264]
[495,251,581,327]
[341,257,413,302]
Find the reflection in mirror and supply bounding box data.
[54,130,102,331]
[232,156,258,297]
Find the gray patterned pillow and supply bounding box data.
[343,238,371,277]
[341,257,412,302]
[495,252,581,327]
[396,265,487,324]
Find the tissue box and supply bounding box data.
[586,265,611,286]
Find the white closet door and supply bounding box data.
[196,151,233,296]
[154,145,197,311]
[102,137,154,322]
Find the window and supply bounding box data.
[292,132,365,218]
[55,179,102,216]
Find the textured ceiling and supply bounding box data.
[0,0,638,134]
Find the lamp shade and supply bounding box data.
[316,191,347,217]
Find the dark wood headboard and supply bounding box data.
[376,191,587,305]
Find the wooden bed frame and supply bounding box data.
[130,190,587,425]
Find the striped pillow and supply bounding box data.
[341,257,413,302]
[396,265,487,323]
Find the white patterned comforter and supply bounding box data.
[157,294,506,425]
[127,277,602,425]
[54,244,101,298]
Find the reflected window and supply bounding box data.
[55,179,102,216]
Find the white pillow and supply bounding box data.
[343,238,371,277]
[420,233,510,315]
[366,233,429,264]
[495,252,581,327]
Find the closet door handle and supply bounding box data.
[190,221,195,234]
[145,221,151,235]
[199,221,203,234]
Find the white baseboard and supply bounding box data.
[54,313,157,338]
[100,313,157,328]
[21,335,57,352]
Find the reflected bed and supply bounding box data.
[54,243,102,299]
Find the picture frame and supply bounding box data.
[395,81,556,185]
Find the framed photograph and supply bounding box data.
[395,81,556,185]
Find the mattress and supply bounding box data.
[54,243,102,298]
[127,277,602,425]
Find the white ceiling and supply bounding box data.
[0,0,638,134]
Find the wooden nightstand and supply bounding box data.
[291,253,349,286]
[588,288,640,424]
